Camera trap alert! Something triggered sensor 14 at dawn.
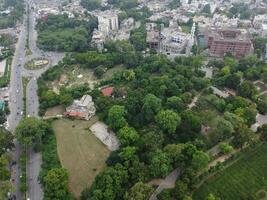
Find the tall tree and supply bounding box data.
[0,128,14,156]
[191,151,210,171]
[88,164,128,200]
[43,168,69,200]
[124,182,153,200]
[15,117,51,146]
[143,94,162,121]
[237,80,258,99]
[108,105,128,130]
[232,123,255,148]
[155,109,181,135]
[149,150,172,178]
[117,126,139,146]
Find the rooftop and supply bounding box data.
[207,27,252,43]
[101,87,114,97]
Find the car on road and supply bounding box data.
[16,89,19,93]
[13,100,17,103]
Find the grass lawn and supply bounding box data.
[181,25,191,33]
[52,118,111,198]
[193,144,267,200]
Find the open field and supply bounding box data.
[44,105,65,117]
[193,144,267,200]
[52,118,110,198]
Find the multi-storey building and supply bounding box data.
[204,27,253,58]
[160,27,190,55]
[97,11,119,36]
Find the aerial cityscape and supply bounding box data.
[0,0,267,199]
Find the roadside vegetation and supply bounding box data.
[15,117,74,199]
[0,128,14,199]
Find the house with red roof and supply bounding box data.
[101,86,114,97]
[64,95,96,120]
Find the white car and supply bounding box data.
[16,89,19,93]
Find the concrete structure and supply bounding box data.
[253,14,267,28]
[91,29,105,51]
[160,27,190,54]
[205,27,253,58]
[147,30,160,49]
[0,59,6,77]
[37,7,59,19]
[97,11,119,36]
[146,23,160,50]
[64,95,96,120]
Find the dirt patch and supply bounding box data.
[44,105,65,117]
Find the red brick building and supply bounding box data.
[205,27,253,58]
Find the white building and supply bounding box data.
[160,27,190,55]
[98,11,119,36]
[37,7,60,19]
[253,14,267,28]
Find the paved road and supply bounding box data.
[149,169,180,200]
[7,9,28,200]
[24,0,64,199]
[6,0,64,198]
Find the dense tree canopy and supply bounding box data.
[37,14,97,51]
[81,0,101,11]
[43,168,70,200]
[15,117,51,146]
[124,182,153,200]
[0,128,13,156]
[117,126,140,146]
[155,109,181,135]
[143,94,162,121]
[108,105,128,130]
